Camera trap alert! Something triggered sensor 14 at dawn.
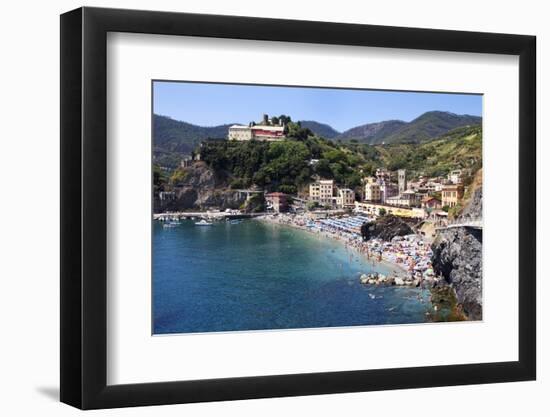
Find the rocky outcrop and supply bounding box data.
[461,186,482,220]
[431,171,483,320]
[362,215,414,241]
[461,168,482,219]
[154,162,247,212]
[431,227,482,320]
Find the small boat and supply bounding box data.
[229,219,243,225]
[195,219,213,226]
[163,222,178,228]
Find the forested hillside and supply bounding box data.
[168,122,482,195]
[153,115,232,167]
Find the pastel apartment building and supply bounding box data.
[309,180,355,209]
[441,184,464,208]
[309,179,335,206]
[364,177,381,202]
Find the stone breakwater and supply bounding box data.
[359,271,440,288]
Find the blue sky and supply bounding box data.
[153,81,482,132]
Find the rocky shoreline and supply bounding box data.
[358,271,440,289]
[431,226,482,320]
[430,173,483,321]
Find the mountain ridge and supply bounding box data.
[337,111,481,144]
[153,111,482,166]
[298,120,340,139]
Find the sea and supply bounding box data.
[153,219,432,334]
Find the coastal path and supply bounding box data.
[436,217,483,230]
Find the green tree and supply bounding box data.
[314,159,333,179]
[307,201,320,211]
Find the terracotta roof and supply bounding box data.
[422,195,441,202]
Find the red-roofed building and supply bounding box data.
[265,192,289,213]
[421,195,442,210]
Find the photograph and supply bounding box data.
[152,81,483,335]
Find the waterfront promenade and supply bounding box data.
[154,211,266,221]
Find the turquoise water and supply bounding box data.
[153,219,431,334]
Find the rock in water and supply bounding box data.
[431,227,482,320]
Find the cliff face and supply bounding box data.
[431,227,482,320]
[431,171,483,320]
[154,162,247,212]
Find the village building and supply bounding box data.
[385,190,421,208]
[380,182,398,203]
[423,180,444,193]
[309,179,335,207]
[364,177,381,202]
[265,192,289,213]
[336,188,356,209]
[375,168,391,183]
[447,169,463,184]
[354,201,426,219]
[441,184,464,207]
[407,180,423,192]
[228,114,286,142]
[421,195,442,210]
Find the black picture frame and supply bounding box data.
[60,6,536,410]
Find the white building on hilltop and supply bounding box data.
[228,114,286,142]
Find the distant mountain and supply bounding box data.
[338,120,406,143]
[338,111,482,145]
[298,120,340,139]
[381,111,482,144]
[153,114,231,155]
[153,111,482,167]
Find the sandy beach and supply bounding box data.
[257,213,437,286]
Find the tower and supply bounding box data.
[398,169,407,195]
